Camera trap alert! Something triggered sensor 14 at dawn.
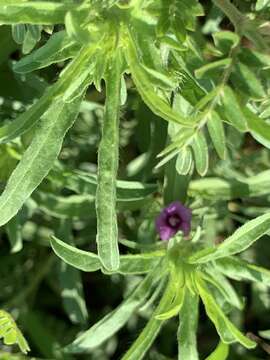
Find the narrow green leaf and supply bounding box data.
[191,131,209,176]
[177,289,199,360]
[215,256,270,286]
[220,86,247,132]
[14,30,79,74]
[141,64,178,90]
[51,236,101,272]
[1,44,95,144]
[96,52,122,271]
[65,11,89,45]
[158,127,195,158]
[0,95,82,227]
[196,275,256,349]
[66,266,163,353]
[189,212,270,264]
[195,58,231,79]
[203,268,244,310]
[244,107,270,149]
[194,87,220,112]
[213,30,240,54]
[51,236,164,274]
[126,33,195,128]
[176,147,193,175]
[207,111,226,159]
[156,284,186,320]
[0,1,88,25]
[121,278,176,360]
[204,341,229,360]
[0,89,51,144]
[231,63,265,99]
[115,253,165,275]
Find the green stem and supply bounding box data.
[121,278,174,360]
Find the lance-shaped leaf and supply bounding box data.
[191,131,209,176]
[176,147,193,175]
[0,95,83,227]
[0,44,95,144]
[51,236,164,274]
[202,268,244,310]
[196,275,256,349]
[14,30,80,74]
[244,107,270,149]
[66,266,163,353]
[177,289,199,360]
[0,1,89,25]
[219,86,247,132]
[126,32,195,128]
[231,63,265,99]
[207,111,226,159]
[121,278,177,360]
[156,268,185,320]
[0,89,51,144]
[96,52,122,271]
[51,236,101,272]
[215,256,270,286]
[189,212,270,264]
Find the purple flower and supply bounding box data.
[155,201,192,241]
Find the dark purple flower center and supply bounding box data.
[167,214,181,229]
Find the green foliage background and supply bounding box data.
[0,0,270,359]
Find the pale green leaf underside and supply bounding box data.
[66,267,161,353]
[51,236,164,274]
